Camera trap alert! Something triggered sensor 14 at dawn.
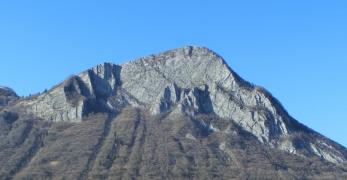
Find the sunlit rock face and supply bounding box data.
[14,46,347,165]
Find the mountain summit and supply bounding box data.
[1,46,346,179]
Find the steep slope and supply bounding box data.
[1,46,346,179]
[1,108,346,179]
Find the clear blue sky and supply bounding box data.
[0,1,346,147]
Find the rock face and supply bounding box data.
[1,46,347,179]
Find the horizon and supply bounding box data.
[0,0,346,148]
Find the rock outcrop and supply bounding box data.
[14,46,347,165]
[0,86,18,108]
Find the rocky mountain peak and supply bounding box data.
[0,86,18,109]
[0,86,17,97]
[13,46,347,165]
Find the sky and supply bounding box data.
[0,0,346,147]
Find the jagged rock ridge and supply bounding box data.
[1,46,346,179]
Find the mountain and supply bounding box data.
[1,46,346,179]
